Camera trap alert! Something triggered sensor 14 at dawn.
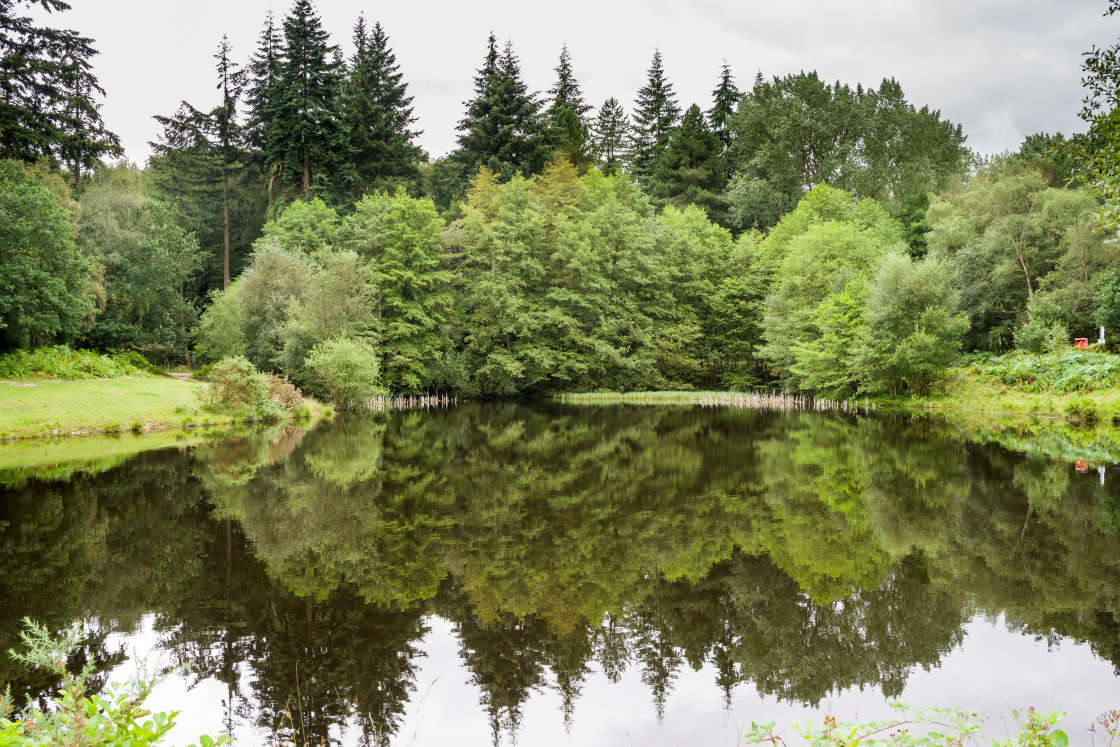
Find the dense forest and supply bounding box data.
[4,0,1120,400]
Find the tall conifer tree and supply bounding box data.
[654,103,727,223]
[630,49,680,189]
[0,0,120,191]
[591,98,629,175]
[151,36,256,294]
[245,10,282,157]
[455,37,550,183]
[269,0,354,203]
[546,43,591,121]
[707,61,740,151]
[343,15,424,195]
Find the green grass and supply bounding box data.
[0,376,224,440]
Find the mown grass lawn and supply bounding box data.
[0,375,222,439]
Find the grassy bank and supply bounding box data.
[0,375,327,441]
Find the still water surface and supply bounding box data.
[1,403,1118,745]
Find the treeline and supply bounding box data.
[2,0,1117,398]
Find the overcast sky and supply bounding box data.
[32,0,1119,165]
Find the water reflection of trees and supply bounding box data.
[2,405,1120,743]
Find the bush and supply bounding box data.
[305,338,383,410]
[1065,395,1099,425]
[206,356,272,414]
[1,619,227,747]
[1015,319,1068,355]
[265,372,304,410]
[115,350,162,375]
[0,346,143,380]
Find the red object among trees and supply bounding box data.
[1075,338,1089,350]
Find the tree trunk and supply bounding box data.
[303,155,311,200]
[222,155,231,290]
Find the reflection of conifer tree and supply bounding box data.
[542,624,594,733]
[439,583,551,747]
[630,595,683,723]
[595,613,630,684]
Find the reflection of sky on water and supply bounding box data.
[121,614,1119,747]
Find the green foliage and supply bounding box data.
[266,0,355,203]
[0,346,143,380]
[343,17,423,196]
[759,186,907,391]
[973,349,1120,393]
[855,253,969,395]
[927,161,1110,351]
[453,35,551,195]
[0,159,91,352]
[0,2,122,187]
[347,189,453,392]
[1015,318,1069,355]
[630,48,681,187]
[1064,395,1100,425]
[276,249,377,388]
[0,619,227,747]
[206,355,272,414]
[653,103,727,224]
[258,197,344,253]
[590,97,629,176]
[194,286,246,363]
[726,73,967,234]
[305,337,383,409]
[76,167,202,361]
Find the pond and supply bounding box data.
[1,403,1118,746]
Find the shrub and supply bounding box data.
[1065,395,1099,425]
[0,346,144,380]
[305,337,383,410]
[1015,319,1069,355]
[973,349,1120,394]
[265,372,304,410]
[115,350,162,375]
[1,619,228,747]
[192,363,214,381]
[206,356,271,414]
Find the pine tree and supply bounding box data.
[654,103,727,223]
[268,0,354,203]
[455,38,550,183]
[546,43,591,121]
[0,0,120,191]
[707,61,740,152]
[343,15,424,195]
[591,97,629,175]
[630,49,680,189]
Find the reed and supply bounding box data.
[558,390,876,414]
[368,393,458,412]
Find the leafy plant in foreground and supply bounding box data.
[742,703,1074,747]
[0,619,227,747]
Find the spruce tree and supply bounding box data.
[630,49,680,189]
[268,0,354,203]
[707,61,740,152]
[591,98,629,175]
[654,103,727,223]
[343,16,424,195]
[245,10,282,157]
[546,43,591,121]
[455,38,550,183]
